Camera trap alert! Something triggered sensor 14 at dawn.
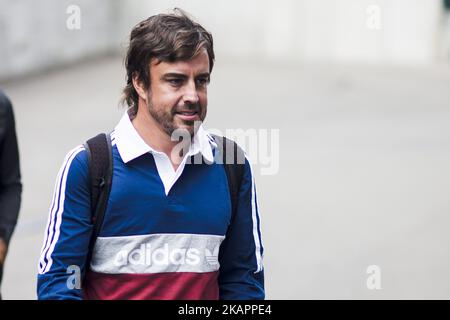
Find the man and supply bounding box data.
[37,9,264,300]
[0,90,22,300]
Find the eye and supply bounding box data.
[168,78,184,86]
[196,78,209,87]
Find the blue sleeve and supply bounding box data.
[218,156,265,300]
[37,146,93,300]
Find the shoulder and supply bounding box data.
[0,90,13,119]
[64,144,88,163]
[210,134,248,165]
[0,90,12,107]
[210,134,255,185]
[59,144,89,183]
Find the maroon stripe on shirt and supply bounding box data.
[83,270,219,300]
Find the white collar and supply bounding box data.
[112,111,216,164]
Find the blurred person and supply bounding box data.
[442,0,450,59]
[0,90,22,300]
[37,9,264,300]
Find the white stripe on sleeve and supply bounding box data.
[38,145,85,274]
[246,155,264,273]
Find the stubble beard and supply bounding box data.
[146,96,206,139]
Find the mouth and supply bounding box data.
[175,110,199,122]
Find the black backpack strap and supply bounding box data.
[211,135,246,223]
[83,133,113,268]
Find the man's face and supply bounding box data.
[145,49,210,137]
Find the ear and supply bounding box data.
[131,72,148,103]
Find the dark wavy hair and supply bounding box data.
[122,8,215,116]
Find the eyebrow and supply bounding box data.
[161,72,210,80]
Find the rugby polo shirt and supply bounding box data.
[37,111,264,300]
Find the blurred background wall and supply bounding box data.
[1,0,450,82]
[0,0,119,80]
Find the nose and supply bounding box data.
[182,80,199,105]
